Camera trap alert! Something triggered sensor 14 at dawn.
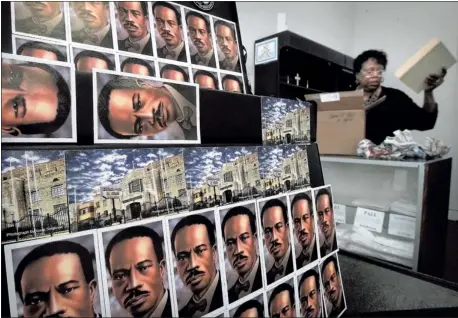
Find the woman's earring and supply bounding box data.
[2,127,22,136]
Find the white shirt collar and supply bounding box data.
[196,48,214,64]
[151,289,168,317]
[238,257,259,298]
[192,271,219,316]
[164,84,197,127]
[165,40,184,59]
[80,23,110,45]
[274,246,291,277]
[127,32,151,53]
[32,12,62,35]
[324,228,335,252]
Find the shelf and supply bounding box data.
[321,155,424,168]
[279,82,323,93]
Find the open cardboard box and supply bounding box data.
[305,90,365,155]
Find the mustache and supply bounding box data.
[123,289,150,308]
[160,30,173,37]
[185,268,205,285]
[27,2,46,8]
[232,254,248,267]
[269,240,281,251]
[299,228,309,238]
[123,21,138,29]
[78,10,96,20]
[193,39,204,45]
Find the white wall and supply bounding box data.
[237,1,458,219]
[236,2,356,88]
[351,2,458,220]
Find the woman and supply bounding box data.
[354,50,447,144]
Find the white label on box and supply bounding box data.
[319,92,340,103]
[334,204,346,223]
[354,207,385,233]
[388,214,416,239]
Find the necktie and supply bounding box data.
[297,252,310,267]
[271,264,284,278]
[81,30,98,44]
[187,298,207,316]
[220,59,229,70]
[162,46,176,58]
[195,55,206,64]
[234,280,250,295]
[126,40,140,51]
[30,23,48,35]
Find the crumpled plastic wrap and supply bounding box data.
[357,130,451,160]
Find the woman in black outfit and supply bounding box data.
[354,50,447,144]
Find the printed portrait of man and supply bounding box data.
[221,205,262,303]
[170,214,223,317]
[74,50,115,73]
[121,57,155,76]
[17,41,66,62]
[261,198,293,285]
[13,241,99,317]
[214,20,241,72]
[321,256,345,317]
[104,225,172,317]
[268,282,296,318]
[116,1,153,55]
[193,70,217,89]
[70,2,113,48]
[1,59,71,137]
[291,192,318,269]
[185,11,216,68]
[153,2,187,62]
[14,2,66,40]
[232,298,264,318]
[97,74,197,141]
[315,188,337,257]
[222,74,243,93]
[160,64,189,82]
[299,269,322,318]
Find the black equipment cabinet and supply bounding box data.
[254,30,357,99]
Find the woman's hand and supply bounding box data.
[424,67,447,92]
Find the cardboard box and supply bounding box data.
[305,90,365,155]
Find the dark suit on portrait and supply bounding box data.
[266,252,294,285]
[118,36,153,56]
[157,44,187,62]
[296,242,318,269]
[179,276,223,317]
[228,264,262,303]
[320,232,338,257]
[162,290,173,318]
[72,27,113,49]
[191,51,216,68]
[329,298,345,317]
[220,58,241,73]
[16,15,66,40]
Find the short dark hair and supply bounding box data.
[171,214,215,255]
[322,255,339,276]
[121,57,155,76]
[15,241,94,302]
[234,299,264,318]
[98,76,144,139]
[160,64,189,82]
[299,269,320,292]
[105,225,164,274]
[222,74,243,91]
[15,62,70,135]
[353,50,388,74]
[291,192,313,217]
[152,1,181,25]
[194,70,217,88]
[74,50,115,71]
[261,198,288,228]
[221,205,257,240]
[185,11,210,33]
[117,1,148,16]
[214,20,236,42]
[17,41,66,62]
[315,188,333,210]
[269,283,295,312]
